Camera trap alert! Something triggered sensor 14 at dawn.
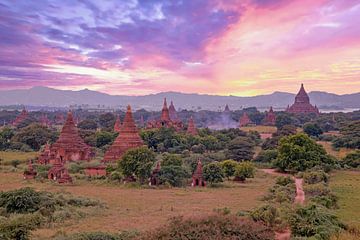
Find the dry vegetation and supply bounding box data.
[317,141,353,159]
[0,151,39,165]
[0,154,276,239]
[240,125,277,134]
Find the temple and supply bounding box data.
[48,157,72,184]
[187,116,197,135]
[103,105,144,162]
[192,160,206,187]
[286,84,319,115]
[146,98,183,130]
[23,160,37,179]
[263,107,276,126]
[12,108,28,126]
[168,101,178,121]
[114,115,122,132]
[39,114,52,127]
[50,111,92,162]
[37,143,52,164]
[239,112,252,127]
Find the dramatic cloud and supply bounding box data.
[0,0,359,95]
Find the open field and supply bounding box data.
[317,141,354,159]
[240,125,277,133]
[0,150,39,165]
[0,166,275,239]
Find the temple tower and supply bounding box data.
[286,84,319,115]
[187,116,198,135]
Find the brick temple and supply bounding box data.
[168,101,178,121]
[49,111,92,162]
[192,160,206,187]
[114,115,122,132]
[186,116,198,135]
[12,108,28,126]
[239,112,252,127]
[263,107,276,125]
[146,98,183,130]
[286,84,319,115]
[103,105,144,162]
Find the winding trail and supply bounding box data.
[261,169,305,240]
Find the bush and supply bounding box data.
[254,150,278,163]
[250,204,280,227]
[220,160,238,179]
[234,161,255,181]
[0,188,44,214]
[341,150,360,169]
[264,178,296,204]
[289,204,346,240]
[304,183,331,197]
[303,170,329,184]
[203,162,224,184]
[10,159,21,168]
[139,215,274,240]
[159,165,190,187]
[55,231,138,240]
[0,213,43,240]
[275,176,294,186]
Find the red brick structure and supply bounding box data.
[55,113,65,124]
[149,161,161,186]
[12,108,28,126]
[239,112,252,127]
[114,115,122,133]
[84,165,107,177]
[187,116,197,135]
[263,107,276,126]
[146,98,183,130]
[286,84,319,115]
[48,157,72,184]
[37,143,52,164]
[169,101,178,121]
[23,160,37,179]
[50,111,92,162]
[39,114,52,127]
[103,105,144,162]
[192,160,206,187]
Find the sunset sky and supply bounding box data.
[0,0,360,96]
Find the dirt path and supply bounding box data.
[261,169,305,240]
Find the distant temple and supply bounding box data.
[186,116,198,135]
[286,84,319,115]
[103,105,144,162]
[168,101,178,121]
[146,98,183,130]
[39,114,52,127]
[49,111,92,162]
[239,112,252,127]
[114,115,122,132]
[12,108,28,126]
[263,107,276,126]
[55,112,65,124]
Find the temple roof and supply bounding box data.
[187,116,197,135]
[161,98,171,122]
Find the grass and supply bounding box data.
[0,151,39,165]
[240,125,277,134]
[317,141,354,159]
[329,170,360,240]
[0,163,275,239]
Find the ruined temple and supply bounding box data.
[114,115,122,133]
[23,160,37,179]
[263,107,276,126]
[50,111,92,162]
[146,98,183,130]
[169,101,178,121]
[103,105,144,162]
[286,84,319,115]
[37,143,52,164]
[239,112,252,127]
[187,116,197,135]
[192,160,206,187]
[12,108,28,126]
[48,157,72,184]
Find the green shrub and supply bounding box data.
[0,213,43,240]
[203,162,224,184]
[234,161,255,181]
[68,163,85,174]
[341,150,360,169]
[220,160,238,179]
[250,204,280,227]
[310,195,338,209]
[159,165,190,187]
[275,176,294,186]
[254,150,278,163]
[0,188,44,214]
[304,183,331,197]
[139,215,274,240]
[289,204,346,240]
[303,170,329,184]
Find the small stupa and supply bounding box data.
[192,160,206,187]
[263,107,276,126]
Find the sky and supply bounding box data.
[0,0,360,96]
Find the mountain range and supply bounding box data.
[0,86,359,111]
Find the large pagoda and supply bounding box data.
[286,84,319,115]
[50,111,92,162]
[103,105,144,162]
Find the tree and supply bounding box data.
[95,131,116,148]
[303,123,323,137]
[161,154,182,167]
[273,133,336,172]
[78,119,98,130]
[275,114,294,129]
[11,124,57,151]
[234,161,255,181]
[99,112,116,130]
[341,150,360,168]
[225,137,254,161]
[221,160,238,179]
[118,147,156,184]
[159,166,190,187]
[255,150,278,163]
[203,162,224,184]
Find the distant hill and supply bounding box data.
[0,86,359,111]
